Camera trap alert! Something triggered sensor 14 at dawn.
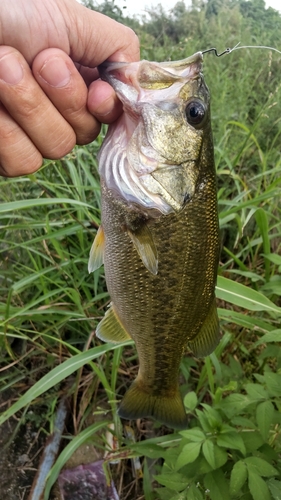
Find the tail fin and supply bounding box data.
[118,380,188,430]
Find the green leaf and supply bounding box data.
[164,449,184,469]
[254,374,265,384]
[259,345,281,361]
[218,308,275,332]
[202,440,216,469]
[184,391,198,411]
[245,383,268,400]
[169,492,188,500]
[218,393,252,418]
[262,280,281,296]
[264,372,281,397]
[180,428,205,442]
[216,276,281,314]
[258,444,279,462]
[217,432,246,455]
[212,444,228,469]
[231,416,256,429]
[255,329,281,345]
[198,440,227,471]
[267,478,281,500]
[187,483,204,500]
[196,410,212,432]
[155,487,176,500]
[244,457,278,477]
[201,404,222,427]
[154,471,189,491]
[256,400,275,440]
[248,470,271,500]
[182,454,212,477]
[204,469,231,500]
[130,443,166,459]
[263,253,281,266]
[241,432,264,453]
[230,460,248,497]
[175,442,202,470]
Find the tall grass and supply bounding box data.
[1,5,281,499]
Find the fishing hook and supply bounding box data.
[201,47,232,57]
[202,43,242,57]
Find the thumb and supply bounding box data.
[65,1,140,67]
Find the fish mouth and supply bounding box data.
[98,52,203,101]
[99,52,203,80]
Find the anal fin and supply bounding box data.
[188,298,220,357]
[88,226,105,273]
[127,224,158,275]
[96,304,131,344]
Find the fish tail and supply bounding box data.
[118,380,188,430]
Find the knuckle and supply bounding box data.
[62,98,85,118]
[14,87,40,120]
[0,119,20,143]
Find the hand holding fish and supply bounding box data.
[0,0,139,177]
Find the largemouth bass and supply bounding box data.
[89,52,220,429]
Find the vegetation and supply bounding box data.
[1,0,281,498]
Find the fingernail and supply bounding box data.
[0,53,23,85]
[39,58,71,88]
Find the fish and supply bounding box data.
[88,52,220,429]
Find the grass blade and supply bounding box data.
[216,276,281,314]
[0,341,133,425]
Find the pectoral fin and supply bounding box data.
[127,225,158,275]
[88,226,105,273]
[96,304,131,343]
[188,299,220,357]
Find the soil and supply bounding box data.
[0,392,45,500]
[0,383,148,500]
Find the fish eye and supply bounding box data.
[185,100,206,127]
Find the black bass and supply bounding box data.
[89,52,220,429]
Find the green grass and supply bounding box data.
[1,7,281,498]
[1,135,280,498]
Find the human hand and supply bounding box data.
[0,0,139,176]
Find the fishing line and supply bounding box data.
[202,42,281,57]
